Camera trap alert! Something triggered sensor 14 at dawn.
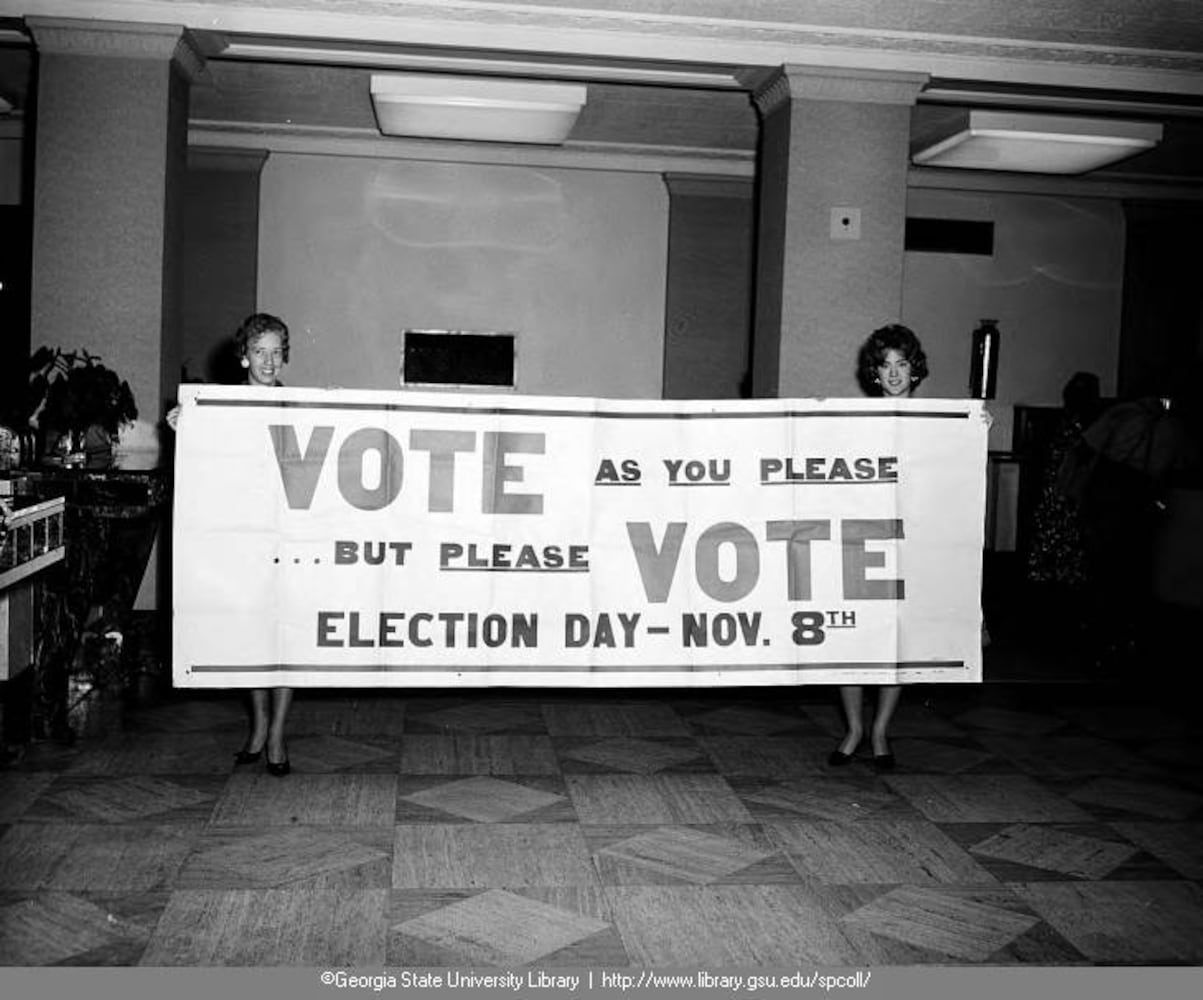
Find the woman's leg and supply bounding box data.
[871,685,902,756]
[836,685,864,755]
[266,687,293,764]
[245,688,269,753]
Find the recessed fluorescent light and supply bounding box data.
[370,73,587,145]
[912,110,1162,174]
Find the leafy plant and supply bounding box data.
[26,347,138,435]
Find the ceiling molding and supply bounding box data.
[188,146,270,172]
[908,165,1203,202]
[752,73,791,117]
[214,38,746,90]
[920,82,1203,119]
[781,65,928,105]
[18,1,1203,98]
[662,173,754,199]
[188,120,755,177]
[25,16,210,83]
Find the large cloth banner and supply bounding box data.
[173,386,988,688]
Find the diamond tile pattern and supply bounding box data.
[402,776,566,823]
[561,737,703,774]
[1013,881,1203,963]
[969,824,1138,880]
[36,775,215,823]
[767,820,996,884]
[0,823,194,892]
[2,683,1201,968]
[284,735,397,773]
[595,826,773,884]
[841,885,1039,960]
[1068,777,1203,820]
[141,888,387,966]
[179,826,390,889]
[400,734,559,775]
[566,773,753,824]
[697,737,831,778]
[416,703,544,733]
[886,775,1093,823]
[1110,821,1203,880]
[396,888,609,965]
[743,778,902,822]
[0,894,150,965]
[687,706,803,735]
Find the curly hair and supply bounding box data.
[234,313,290,363]
[856,324,928,397]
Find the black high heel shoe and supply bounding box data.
[871,753,895,772]
[266,747,291,777]
[234,747,263,765]
[870,738,895,772]
[827,736,861,767]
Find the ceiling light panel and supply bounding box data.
[912,110,1162,174]
[370,73,587,144]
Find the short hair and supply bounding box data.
[234,313,290,363]
[1062,371,1100,416]
[856,324,929,397]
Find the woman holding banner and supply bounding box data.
[828,324,929,772]
[168,313,295,776]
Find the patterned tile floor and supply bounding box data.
[1,680,1201,967]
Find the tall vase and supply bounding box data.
[969,318,1000,400]
[83,425,114,469]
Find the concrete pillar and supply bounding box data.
[751,67,926,398]
[26,17,205,467]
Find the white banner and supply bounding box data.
[172,386,988,688]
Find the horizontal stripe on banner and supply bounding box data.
[189,660,967,673]
[760,479,897,486]
[196,398,968,421]
[438,567,589,573]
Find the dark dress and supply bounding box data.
[1026,415,1089,589]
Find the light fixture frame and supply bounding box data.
[911,109,1162,175]
[370,73,587,145]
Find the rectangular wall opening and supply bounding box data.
[401,330,516,388]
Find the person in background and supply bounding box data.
[829,324,929,772]
[1074,371,1201,670]
[167,312,295,776]
[1026,371,1101,640]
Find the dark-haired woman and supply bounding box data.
[829,324,929,772]
[168,312,294,776]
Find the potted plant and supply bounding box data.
[25,348,138,468]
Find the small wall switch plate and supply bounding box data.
[830,207,861,240]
